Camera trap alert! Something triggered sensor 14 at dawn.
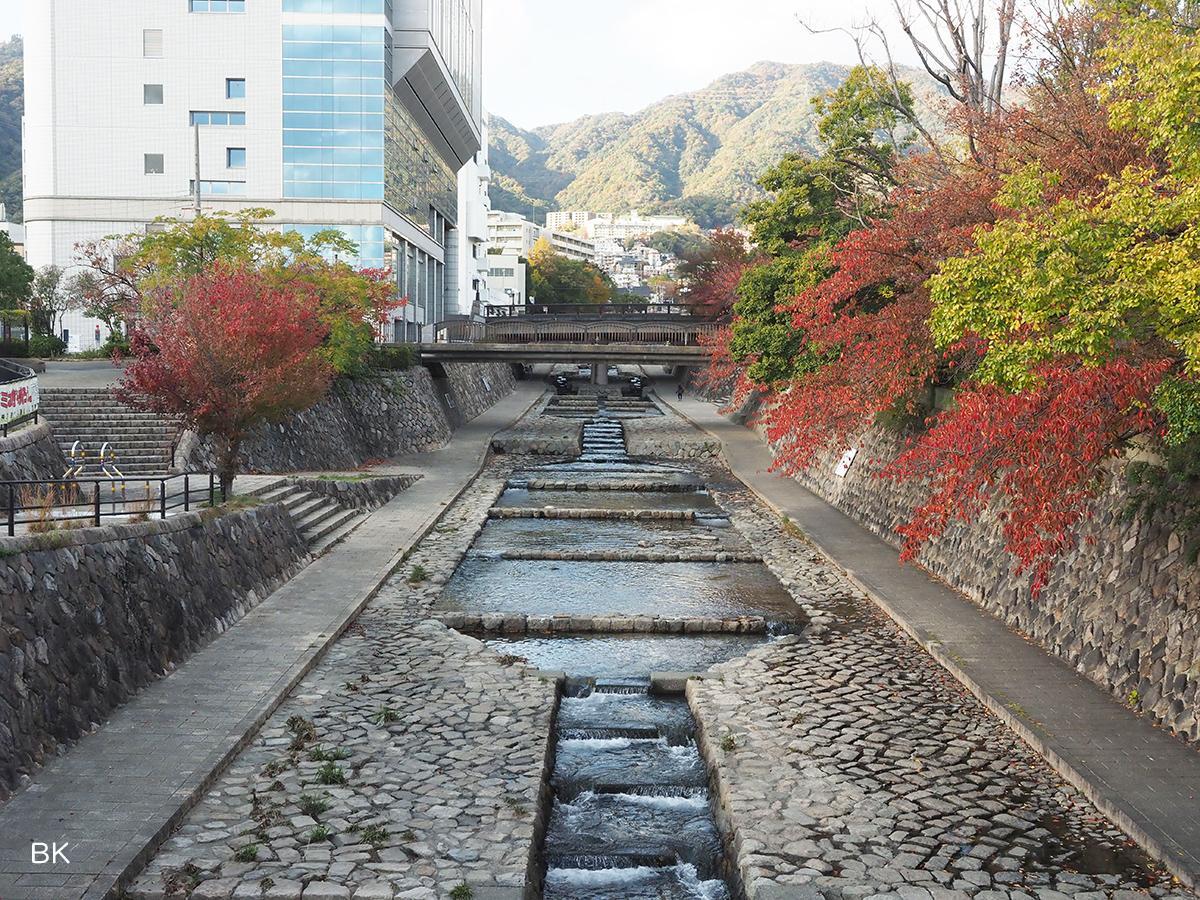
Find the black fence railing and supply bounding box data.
[2,473,226,537]
[1,411,39,438]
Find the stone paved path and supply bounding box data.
[0,384,544,900]
[662,390,1200,891]
[128,469,553,900]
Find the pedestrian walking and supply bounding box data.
[676,383,685,401]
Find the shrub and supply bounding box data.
[368,343,417,371]
[28,333,67,358]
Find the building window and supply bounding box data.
[144,154,165,175]
[143,84,164,105]
[190,0,246,11]
[189,179,247,196]
[226,78,246,99]
[226,147,246,169]
[190,111,246,126]
[143,29,164,58]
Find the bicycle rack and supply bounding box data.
[63,441,88,479]
[99,442,125,480]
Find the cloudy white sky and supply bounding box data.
[0,0,919,127]
[484,0,913,127]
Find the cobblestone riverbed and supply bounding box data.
[127,399,1196,900]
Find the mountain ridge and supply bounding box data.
[489,60,941,227]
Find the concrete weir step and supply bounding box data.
[435,611,772,635]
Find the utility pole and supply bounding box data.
[193,122,202,217]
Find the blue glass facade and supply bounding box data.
[282,24,388,201]
[278,0,471,333]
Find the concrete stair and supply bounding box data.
[38,388,179,476]
[255,482,366,556]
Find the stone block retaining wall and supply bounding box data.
[0,505,309,798]
[787,424,1200,742]
[0,424,67,499]
[178,362,517,474]
[288,474,421,510]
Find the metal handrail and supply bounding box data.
[0,359,35,384]
[2,472,225,537]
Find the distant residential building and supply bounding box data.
[25,0,485,351]
[486,252,527,307]
[590,211,689,243]
[487,210,543,257]
[0,205,24,258]
[548,230,595,264]
[545,210,597,232]
[488,210,595,263]
[456,121,495,320]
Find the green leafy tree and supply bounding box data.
[75,211,398,374]
[0,232,33,308]
[29,265,71,336]
[724,66,918,386]
[527,237,614,304]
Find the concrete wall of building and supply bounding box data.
[0,504,309,798]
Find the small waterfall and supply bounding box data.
[543,677,733,899]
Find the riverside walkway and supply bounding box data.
[0,383,544,900]
[660,389,1200,890]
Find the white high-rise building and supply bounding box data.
[24,0,485,350]
[486,210,595,264]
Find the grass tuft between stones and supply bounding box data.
[315,762,347,785]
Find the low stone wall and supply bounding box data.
[178,362,517,474]
[0,505,309,798]
[288,473,421,511]
[787,424,1200,743]
[492,406,582,456]
[625,414,722,460]
[0,424,66,499]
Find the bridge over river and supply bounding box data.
[421,303,722,372]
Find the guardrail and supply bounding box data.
[2,473,226,537]
[436,319,723,347]
[0,359,39,438]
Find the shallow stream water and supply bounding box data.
[443,393,803,898]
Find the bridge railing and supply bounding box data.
[484,302,695,318]
[434,319,724,347]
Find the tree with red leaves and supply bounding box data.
[758,168,999,470]
[677,231,756,318]
[119,266,333,496]
[883,358,1171,593]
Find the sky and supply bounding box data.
[1,0,20,41]
[0,0,915,127]
[483,0,916,128]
